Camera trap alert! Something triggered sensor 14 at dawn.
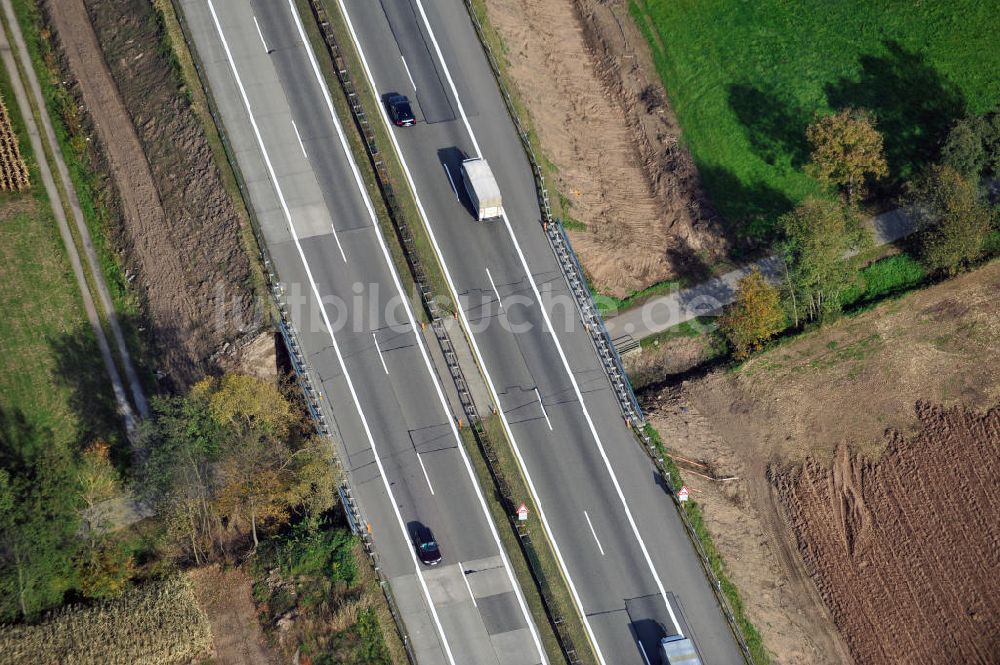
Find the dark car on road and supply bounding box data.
[412,525,441,565]
[384,93,415,127]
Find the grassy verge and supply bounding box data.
[251,520,401,664]
[642,425,770,664]
[594,277,687,318]
[303,0,454,319]
[461,419,596,665]
[8,0,137,320]
[628,0,1000,237]
[0,48,97,452]
[154,0,270,313]
[840,253,928,310]
[638,316,721,351]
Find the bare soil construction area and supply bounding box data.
[44,0,260,388]
[643,262,1000,663]
[483,0,727,296]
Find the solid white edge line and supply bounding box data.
[458,562,478,607]
[408,1,480,158]
[291,119,308,158]
[371,332,389,374]
[417,453,436,495]
[411,0,684,636]
[442,163,459,200]
[637,640,652,665]
[335,1,606,662]
[252,14,270,53]
[534,387,552,431]
[583,510,605,556]
[206,4,458,665]
[400,55,416,91]
[287,2,548,663]
[485,267,503,312]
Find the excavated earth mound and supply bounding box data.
[484,0,727,297]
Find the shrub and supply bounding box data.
[941,116,990,178]
[719,268,786,358]
[906,165,994,275]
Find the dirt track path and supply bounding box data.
[44,0,205,386]
[189,566,273,665]
[0,0,144,433]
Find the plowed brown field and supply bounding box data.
[777,404,1000,665]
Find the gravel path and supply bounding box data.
[0,0,145,435]
[605,207,916,342]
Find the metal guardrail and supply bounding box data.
[459,3,756,662]
[635,427,757,664]
[460,0,645,428]
[164,4,417,662]
[305,3,585,662]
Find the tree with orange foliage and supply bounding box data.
[718,267,785,359]
[77,440,121,543]
[806,108,888,201]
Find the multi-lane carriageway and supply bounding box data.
[179,0,745,663]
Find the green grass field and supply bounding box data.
[0,54,97,453]
[630,0,1000,241]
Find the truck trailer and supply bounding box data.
[460,157,502,220]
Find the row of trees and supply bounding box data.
[0,373,337,621]
[0,421,130,619]
[139,374,338,565]
[719,106,998,359]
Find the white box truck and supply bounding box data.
[659,634,701,665]
[460,157,502,220]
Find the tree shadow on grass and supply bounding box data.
[825,40,966,185]
[665,234,714,285]
[0,405,49,472]
[728,82,812,169]
[697,164,795,254]
[49,324,127,465]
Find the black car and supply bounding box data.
[413,525,442,565]
[385,93,415,127]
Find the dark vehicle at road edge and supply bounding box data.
[383,92,415,127]
[412,524,442,565]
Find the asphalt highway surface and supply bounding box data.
[337,1,746,663]
[178,1,548,663]
[180,0,745,662]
